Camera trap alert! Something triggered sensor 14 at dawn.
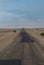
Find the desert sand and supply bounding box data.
[0,28,44,65]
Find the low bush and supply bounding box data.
[13,30,16,32]
[40,33,44,36]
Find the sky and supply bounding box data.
[0,0,44,28]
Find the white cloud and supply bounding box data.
[0,10,25,18]
[0,17,44,28]
[0,11,12,17]
[16,18,44,28]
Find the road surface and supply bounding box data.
[0,29,44,65]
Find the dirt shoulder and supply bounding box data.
[25,29,44,46]
[0,30,20,51]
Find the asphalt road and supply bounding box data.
[0,29,44,65]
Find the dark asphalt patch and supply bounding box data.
[0,59,21,65]
[20,31,34,43]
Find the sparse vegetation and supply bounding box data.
[13,30,16,32]
[40,33,44,36]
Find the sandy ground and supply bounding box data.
[25,28,44,46]
[0,29,44,65]
[0,30,20,51]
[25,29,44,55]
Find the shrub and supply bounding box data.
[13,30,16,32]
[40,33,44,36]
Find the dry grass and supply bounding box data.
[0,29,20,51]
[25,28,44,46]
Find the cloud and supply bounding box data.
[0,0,44,28]
[14,18,44,28]
[0,10,25,19]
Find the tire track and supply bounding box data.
[0,29,44,65]
[20,29,44,65]
[0,33,21,59]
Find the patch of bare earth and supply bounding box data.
[0,30,20,52]
[25,28,44,65]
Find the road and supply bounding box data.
[0,29,44,65]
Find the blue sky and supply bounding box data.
[0,0,44,28]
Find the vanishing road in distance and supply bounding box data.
[0,29,44,65]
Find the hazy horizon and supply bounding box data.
[0,0,44,28]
